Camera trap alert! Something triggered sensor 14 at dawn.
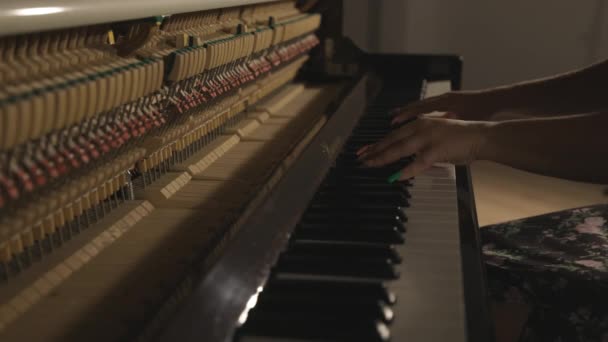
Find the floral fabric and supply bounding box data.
[481,204,608,341]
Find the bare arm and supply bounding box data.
[482,59,608,116]
[479,112,608,183]
[392,58,608,122]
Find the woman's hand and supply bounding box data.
[358,117,491,181]
[361,112,608,184]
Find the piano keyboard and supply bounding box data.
[234,82,466,341]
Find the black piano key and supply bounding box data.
[302,212,406,227]
[329,168,406,181]
[322,177,412,190]
[317,187,409,200]
[306,202,403,210]
[236,316,390,342]
[300,219,406,234]
[354,122,392,128]
[263,278,397,305]
[320,179,410,191]
[275,255,400,280]
[321,177,390,187]
[355,123,392,128]
[235,87,425,341]
[346,131,392,139]
[335,153,410,164]
[330,159,387,168]
[305,206,407,221]
[348,134,390,140]
[346,136,391,143]
[328,169,412,181]
[286,240,402,263]
[308,202,407,213]
[331,165,397,174]
[251,296,394,323]
[294,225,405,244]
[317,184,404,194]
[312,191,410,207]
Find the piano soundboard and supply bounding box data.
[0,0,493,341]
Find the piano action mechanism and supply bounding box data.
[0,0,493,341]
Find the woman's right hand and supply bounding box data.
[391,90,502,124]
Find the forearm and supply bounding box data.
[480,59,608,116]
[479,112,608,183]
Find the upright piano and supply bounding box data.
[0,0,493,341]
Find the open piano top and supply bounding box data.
[0,0,493,341]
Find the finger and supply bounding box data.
[391,96,450,124]
[395,148,438,181]
[359,120,421,160]
[356,144,372,156]
[392,93,455,125]
[363,134,428,167]
[442,111,458,119]
[390,96,445,116]
[391,108,423,125]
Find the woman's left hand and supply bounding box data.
[357,117,491,181]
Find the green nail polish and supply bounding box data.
[387,171,402,184]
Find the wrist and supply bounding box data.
[473,121,500,161]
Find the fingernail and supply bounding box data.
[387,171,402,183]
